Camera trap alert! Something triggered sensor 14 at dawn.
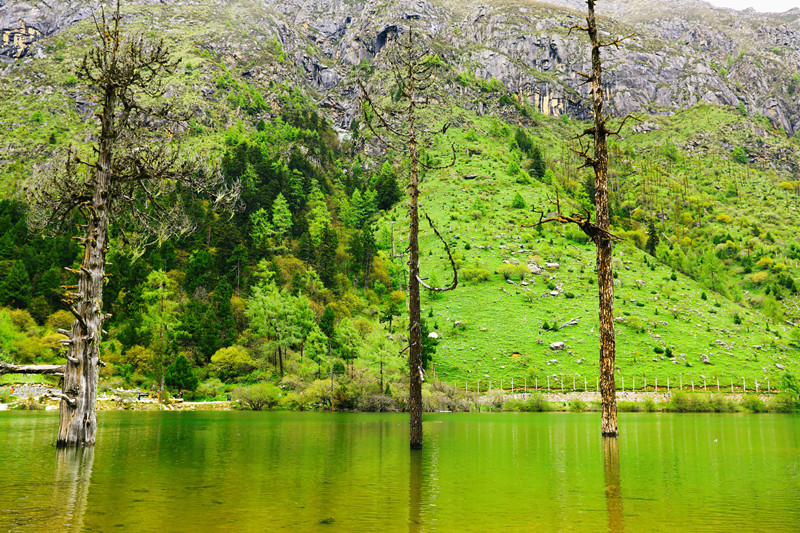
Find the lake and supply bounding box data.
[1,411,799,532]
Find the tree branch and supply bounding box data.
[417,209,458,292]
[0,362,65,376]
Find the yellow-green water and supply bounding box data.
[1,411,799,532]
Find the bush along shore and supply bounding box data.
[2,382,798,414]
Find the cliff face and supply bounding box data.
[3,0,799,134]
[0,1,97,61]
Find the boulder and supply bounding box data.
[550,341,565,351]
[427,332,439,339]
[701,354,711,364]
[545,262,560,270]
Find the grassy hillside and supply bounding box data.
[390,108,800,391]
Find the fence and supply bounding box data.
[443,375,778,395]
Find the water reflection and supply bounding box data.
[409,449,423,533]
[51,447,94,532]
[603,436,623,533]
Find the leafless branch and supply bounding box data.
[417,209,458,292]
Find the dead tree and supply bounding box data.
[360,29,457,450]
[16,1,231,447]
[535,0,635,437]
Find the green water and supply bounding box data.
[1,411,799,532]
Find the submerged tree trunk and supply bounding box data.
[57,87,114,447]
[408,118,423,450]
[586,0,618,437]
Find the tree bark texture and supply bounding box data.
[587,0,618,437]
[408,109,423,450]
[0,362,64,375]
[58,90,113,448]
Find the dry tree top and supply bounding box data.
[23,3,238,255]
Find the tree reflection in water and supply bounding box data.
[51,447,94,532]
[409,448,423,533]
[603,436,624,532]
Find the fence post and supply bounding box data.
[767,378,770,393]
[756,380,759,394]
[667,377,670,391]
[731,377,733,393]
[547,375,550,393]
[584,377,587,392]
[691,379,694,392]
[680,376,683,391]
[596,376,599,391]
[573,376,576,391]
[525,378,527,393]
[655,377,658,391]
[742,377,746,394]
[536,378,538,391]
[478,381,480,394]
[703,378,706,392]
[622,376,625,392]
[511,377,514,393]
[501,380,503,392]
[717,377,719,393]
[633,377,636,392]
[644,376,647,391]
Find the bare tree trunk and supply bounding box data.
[586,0,618,437]
[409,123,423,449]
[57,87,115,447]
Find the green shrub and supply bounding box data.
[653,346,664,354]
[770,393,799,413]
[643,397,658,412]
[617,401,642,412]
[669,391,712,412]
[741,395,767,413]
[497,263,529,281]
[709,395,735,412]
[461,267,491,283]
[569,399,587,412]
[235,382,281,410]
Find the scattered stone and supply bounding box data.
[507,279,515,285]
[537,339,543,345]
[550,341,566,351]
[428,332,439,339]
[776,363,786,370]
[558,317,580,329]
[545,262,560,270]
[701,354,710,364]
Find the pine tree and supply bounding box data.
[271,192,293,242]
[530,145,546,179]
[316,224,339,288]
[0,260,31,308]
[165,354,198,393]
[645,219,659,256]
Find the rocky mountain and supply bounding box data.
[2,0,799,134]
